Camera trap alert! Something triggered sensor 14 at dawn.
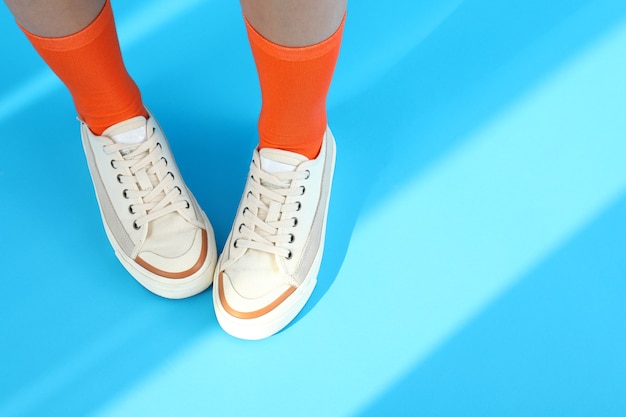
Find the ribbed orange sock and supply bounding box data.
[245,15,345,159]
[19,0,147,135]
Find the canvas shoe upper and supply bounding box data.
[81,112,216,298]
[213,127,336,339]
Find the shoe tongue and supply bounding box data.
[102,116,148,145]
[259,148,308,174]
[256,148,308,227]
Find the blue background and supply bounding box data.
[1,0,626,416]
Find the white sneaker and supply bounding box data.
[81,111,217,299]
[213,127,336,339]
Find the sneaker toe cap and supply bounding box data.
[136,227,208,278]
[218,270,295,319]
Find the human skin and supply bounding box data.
[234,0,347,46]
[5,0,347,45]
[3,0,107,37]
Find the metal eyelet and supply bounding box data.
[292,217,298,227]
[175,186,182,195]
[133,220,141,230]
[286,250,293,260]
[110,160,116,169]
[238,223,244,233]
[296,202,302,211]
[128,205,135,214]
[117,174,123,184]
[161,156,168,165]
[300,186,306,195]
[288,234,295,243]
[123,189,129,199]
[167,171,175,180]
[233,239,239,248]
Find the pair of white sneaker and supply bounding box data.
[81,110,335,340]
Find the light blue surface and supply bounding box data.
[1,0,626,416]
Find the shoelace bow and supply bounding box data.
[105,129,188,230]
[235,162,310,259]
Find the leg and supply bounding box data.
[4,0,217,298]
[213,0,346,339]
[240,0,347,47]
[5,0,146,134]
[4,0,106,37]
[242,0,347,159]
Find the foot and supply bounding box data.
[80,111,217,299]
[213,127,336,339]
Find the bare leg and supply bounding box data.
[3,0,106,37]
[240,0,347,46]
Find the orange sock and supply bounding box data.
[245,15,345,159]
[18,0,147,135]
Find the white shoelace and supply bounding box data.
[235,162,310,259]
[105,129,189,230]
